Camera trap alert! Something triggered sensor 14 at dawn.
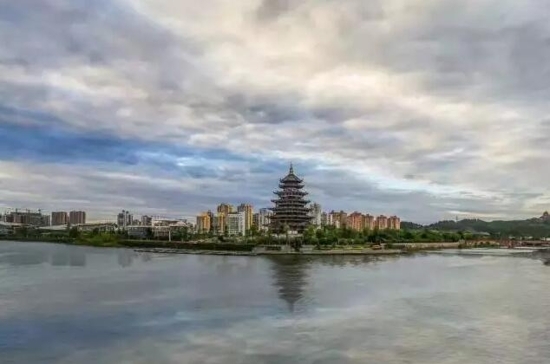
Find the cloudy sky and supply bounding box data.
[1,0,550,223]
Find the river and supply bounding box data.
[1,241,549,363]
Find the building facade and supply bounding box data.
[347,211,364,231]
[78,223,117,233]
[141,215,152,226]
[321,212,328,226]
[329,210,347,228]
[363,214,376,230]
[309,203,322,226]
[388,216,401,230]
[227,211,246,236]
[196,212,212,234]
[51,211,68,226]
[376,215,388,229]
[4,209,50,227]
[253,208,272,231]
[237,203,253,232]
[69,211,86,225]
[215,212,226,235]
[217,203,233,216]
[117,210,133,229]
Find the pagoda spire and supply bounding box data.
[289,162,294,175]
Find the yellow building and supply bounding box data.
[196,212,211,233]
[363,214,376,230]
[388,216,401,230]
[376,215,388,230]
[347,212,364,231]
[217,203,233,216]
[216,212,227,235]
[329,210,348,228]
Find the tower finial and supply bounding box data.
[289,162,294,174]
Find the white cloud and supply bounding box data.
[1,0,550,221]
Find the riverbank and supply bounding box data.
[0,237,502,257]
[132,247,404,256]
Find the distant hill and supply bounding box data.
[402,213,550,238]
[401,221,423,230]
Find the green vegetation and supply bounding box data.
[119,240,256,251]
[417,218,550,239]
[240,225,479,247]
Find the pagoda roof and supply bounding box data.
[280,163,303,183]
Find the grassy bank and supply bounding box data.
[0,235,256,251]
[119,240,256,252]
[1,233,500,253]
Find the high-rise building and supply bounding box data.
[227,211,246,236]
[329,210,347,228]
[309,203,322,226]
[217,203,233,216]
[363,214,376,230]
[376,215,388,230]
[4,209,50,227]
[321,212,328,226]
[141,215,152,226]
[51,211,68,226]
[327,211,337,227]
[253,208,272,231]
[237,203,253,232]
[215,212,226,235]
[388,216,401,230]
[69,211,86,225]
[253,213,259,229]
[269,164,313,233]
[207,210,215,223]
[117,210,133,229]
[347,212,364,231]
[196,212,212,233]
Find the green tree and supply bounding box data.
[68,226,80,239]
[303,225,316,243]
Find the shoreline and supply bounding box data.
[132,248,405,256]
[2,239,520,257]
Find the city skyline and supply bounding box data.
[2,1,550,224]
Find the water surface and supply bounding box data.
[1,241,549,363]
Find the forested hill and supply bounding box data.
[402,215,550,238]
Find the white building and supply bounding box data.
[309,203,322,226]
[254,208,272,232]
[77,223,117,233]
[227,211,246,236]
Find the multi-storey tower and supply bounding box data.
[269,164,312,233]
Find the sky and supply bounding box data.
[1,0,550,223]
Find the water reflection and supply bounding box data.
[0,244,89,267]
[267,255,394,312]
[0,249,48,266]
[0,242,156,268]
[268,256,311,312]
[3,243,550,364]
[117,250,134,267]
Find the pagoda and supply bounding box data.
[269,164,312,233]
